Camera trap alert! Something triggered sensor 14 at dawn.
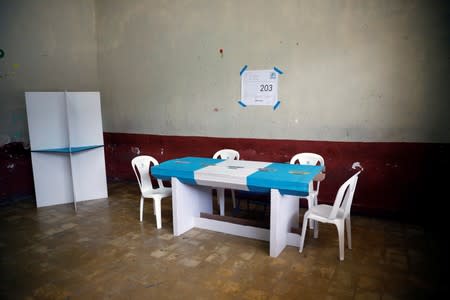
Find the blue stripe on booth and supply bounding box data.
[32,145,103,153]
[70,145,104,152]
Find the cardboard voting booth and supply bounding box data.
[25,91,108,208]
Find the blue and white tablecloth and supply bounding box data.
[151,157,323,196]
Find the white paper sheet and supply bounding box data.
[241,69,278,106]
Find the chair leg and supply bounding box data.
[139,196,144,222]
[313,220,319,239]
[233,197,241,217]
[214,188,219,206]
[154,197,162,229]
[336,221,345,261]
[231,190,236,208]
[346,217,352,249]
[308,197,314,229]
[217,188,225,216]
[299,213,309,253]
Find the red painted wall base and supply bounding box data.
[1,133,447,226]
[0,142,34,202]
[104,133,448,223]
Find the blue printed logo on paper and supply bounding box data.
[270,72,276,79]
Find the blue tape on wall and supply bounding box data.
[239,65,248,76]
[238,100,247,107]
[273,66,283,75]
[273,100,281,110]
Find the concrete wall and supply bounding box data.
[1,1,448,144]
[0,0,99,144]
[96,0,450,143]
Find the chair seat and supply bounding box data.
[142,187,172,198]
[308,204,345,222]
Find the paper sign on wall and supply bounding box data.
[238,66,283,110]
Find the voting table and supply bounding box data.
[151,157,323,257]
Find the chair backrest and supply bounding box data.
[329,170,361,219]
[131,155,163,193]
[290,152,325,192]
[213,149,240,160]
[290,152,325,169]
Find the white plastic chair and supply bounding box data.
[290,153,325,229]
[212,149,240,216]
[131,155,172,229]
[299,163,363,261]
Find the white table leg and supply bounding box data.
[217,188,225,216]
[171,177,212,236]
[270,189,300,257]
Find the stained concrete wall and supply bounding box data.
[1,1,449,144]
[0,0,99,144]
[96,0,450,143]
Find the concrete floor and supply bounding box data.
[0,182,446,299]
